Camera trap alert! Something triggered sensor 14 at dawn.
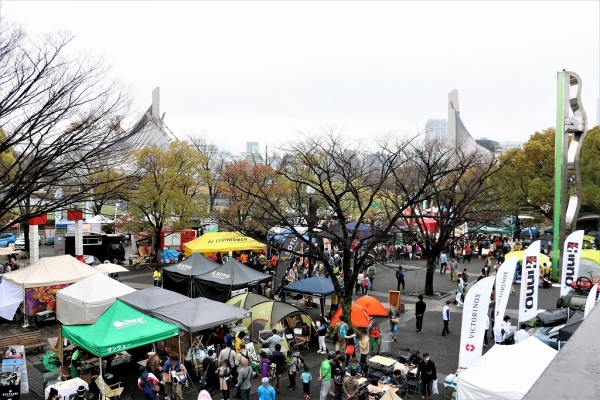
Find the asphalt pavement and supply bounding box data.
[5,248,563,400]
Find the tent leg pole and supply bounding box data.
[179,335,182,360]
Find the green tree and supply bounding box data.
[128,141,208,263]
[496,130,555,219]
[580,125,600,213]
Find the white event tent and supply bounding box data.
[56,273,136,325]
[0,280,24,320]
[2,255,106,288]
[457,337,557,400]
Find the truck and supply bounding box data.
[65,232,126,263]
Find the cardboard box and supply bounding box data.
[388,290,401,307]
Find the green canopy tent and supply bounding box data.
[62,300,179,358]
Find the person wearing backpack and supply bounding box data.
[360,274,370,295]
[334,316,348,353]
[138,366,160,400]
[202,350,218,394]
[395,266,405,292]
[286,348,304,391]
[369,321,381,356]
[366,265,376,289]
[236,357,254,400]
[270,344,286,392]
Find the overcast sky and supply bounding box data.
[3,1,599,154]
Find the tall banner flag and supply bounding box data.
[560,230,584,297]
[518,240,541,322]
[494,258,518,331]
[274,234,301,291]
[584,283,598,319]
[459,276,495,368]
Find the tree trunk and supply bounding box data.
[154,230,162,266]
[424,256,435,295]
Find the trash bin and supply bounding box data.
[379,332,393,354]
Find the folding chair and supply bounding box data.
[406,376,420,398]
[95,376,123,400]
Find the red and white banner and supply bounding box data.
[518,240,541,322]
[584,283,598,319]
[560,230,584,297]
[493,258,518,331]
[459,276,495,368]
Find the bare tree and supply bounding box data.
[409,146,505,294]
[218,129,461,320]
[187,132,226,213]
[0,22,136,236]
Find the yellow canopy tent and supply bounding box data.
[183,232,266,257]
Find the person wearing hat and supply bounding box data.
[258,377,276,400]
[75,385,87,399]
[47,387,61,400]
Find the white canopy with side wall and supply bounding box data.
[457,337,557,400]
[56,272,136,325]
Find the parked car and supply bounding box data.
[15,233,43,250]
[83,255,102,266]
[0,233,16,248]
[528,325,567,350]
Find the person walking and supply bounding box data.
[395,266,405,292]
[366,264,376,289]
[388,306,400,341]
[417,352,437,400]
[258,377,276,400]
[319,354,333,400]
[334,316,348,353]
[463,243,471,263]
[415,295,426,333]
[439,251,447,275]
[138,367,160,400]
[162,355,187,400]
[441,301,451,336]
[449,257,458,281]
[153,267,162,287]
[369,321,381,356]
[286,349,301,391]
[316,317,328,354]
[217,360,233,400]
[301,365,312,400]
[358,333,370,365]
[270,344,286,393]
[236,358,254,400]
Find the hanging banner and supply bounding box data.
[584,283,598,319]
[274,233,301,291]
[560,230,584,297]
[518,240,541,322]
[493,258,518,331]
[459,276,495,368]
[1,345,30,400]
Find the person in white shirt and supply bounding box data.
[439,252,448,275]
[441,301,451,336]
[500,315,512,344]
[514,323,530,344]
[260,329,283,353]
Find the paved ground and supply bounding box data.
[2,250,562,400]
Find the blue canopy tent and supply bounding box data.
[282,277,339,316]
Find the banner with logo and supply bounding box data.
[560,230,584,297]
[459,276,495,368]
[518,240,541,322]
[274,233,302,291]
[1,345,29,400]
[584,283,598,319]
[493,258,518,331]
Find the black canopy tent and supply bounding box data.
[118,287,251,333]
[162,253,220,297]
[194,259,272,302]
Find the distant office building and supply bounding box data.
[425,118,448,142]
[246,142,260,155]
[475,138,500,153]
[496,140,522,154]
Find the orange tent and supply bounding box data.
[355,295,388,317]
[330,303,370,328]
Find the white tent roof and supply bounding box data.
[2,255,107,288]
[56,272,136,325]
[457,337,557,400]
[85,215,114,224]
[0,280,24,320]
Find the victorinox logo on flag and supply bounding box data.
[465,344,476,352]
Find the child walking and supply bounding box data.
[300,365,312,400]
